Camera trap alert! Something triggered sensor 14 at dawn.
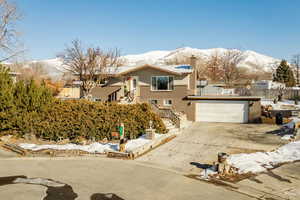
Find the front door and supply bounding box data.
[130,76,140,97]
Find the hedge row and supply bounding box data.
[0,65,167,141]
[11,101,167,141]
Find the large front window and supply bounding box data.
[151,76,174,91]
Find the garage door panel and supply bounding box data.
[196,100,248,123]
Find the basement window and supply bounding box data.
[164,99,172,106]
[150,99,158,105]
[93,98,101,102]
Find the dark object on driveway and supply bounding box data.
[275,113,283,125]
[0,175,78,200]
[190,162,212,169]
[270,110,292,118]
[90,193,125,200]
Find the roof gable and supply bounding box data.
[115,64,192,76]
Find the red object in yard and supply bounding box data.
[127,77,132,80]
[111,132,119,137]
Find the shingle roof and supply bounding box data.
[106,64,193,75]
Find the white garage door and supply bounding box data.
[195,100,248,123]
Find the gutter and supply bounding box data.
[184,95,261,101]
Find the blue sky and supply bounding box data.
[17,0,300,60]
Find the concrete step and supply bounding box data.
[167,128,180,134]
[162,119,175,126]
[166,125,176,129]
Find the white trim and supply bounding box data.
[163,99,173,106]
[151,76,174,91]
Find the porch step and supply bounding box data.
[167,128,180,134]
[162,118,178,133]
[162,119,175,126]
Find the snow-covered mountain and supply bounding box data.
[15,47,279,78]
[123,47,279,72]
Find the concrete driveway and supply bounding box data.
[137,122,286,173]
[0,122,298,200]
[0,157,253,200]
[234,162,300,200]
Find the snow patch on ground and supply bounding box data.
[261,99,300,110]
[19,134,163,153]
[281,134,294,140]
[125,134,163,152]
[228,141,300,174]
[19,142,119,153]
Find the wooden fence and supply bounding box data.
[235,88,300,100]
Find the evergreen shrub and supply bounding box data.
[0,64,166,140]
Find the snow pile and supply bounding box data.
[228,141,300,174]
[19,134,163,153]
[19,142,119,153]
[281,134,294,140]
[261,99,300,110]
[125,134,163,152]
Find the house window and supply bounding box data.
[151,76,174,91]
[133,78,137,89]
[164,99,172,106]
[150,99,158,105]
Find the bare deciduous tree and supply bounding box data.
[164,54,212,80]
[0,0,22,62]
[198,50,246,85]
[164,49,247,85]
[218,49,245,86]
[292,54,300,85]
[203,52,223,83]
[10,61,49,82]
[58,39,123,98]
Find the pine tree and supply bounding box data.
[273,60,296,87]
[13,80,27,111]
[0,65,14,112]
[0,64,15,132]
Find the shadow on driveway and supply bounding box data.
[190,162,212,169]
[0,175,125,200]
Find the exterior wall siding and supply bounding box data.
[248,100,261,123]
[57,87,81,99]
[139,85,195,121]
[90,67,197,121]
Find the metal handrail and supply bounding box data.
[150,103,180,128]
[125,90,135,102]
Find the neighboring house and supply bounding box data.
[89,58,261,123]
[57,81,81,99]
[9,71,19,83]
[57,86,81,99]
[198,84,236,96]
[252,80,285,90]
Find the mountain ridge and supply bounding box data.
[16,47,280,78]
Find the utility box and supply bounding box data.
[145,129,155,140]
